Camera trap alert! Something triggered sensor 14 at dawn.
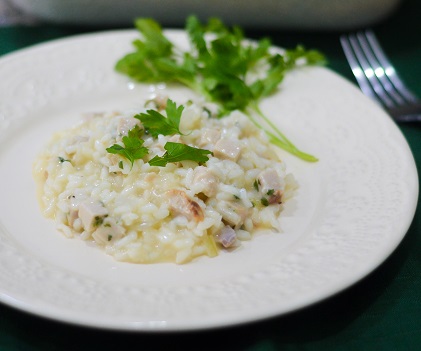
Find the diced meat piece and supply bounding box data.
[216,225,237,248]
[213,138,241,161]
[257,169,281,193]
[92,219,124,245]
[117,117,140,137]
[167,190,204,222]
[199,128,221,148]
[257,169,283,204]
[78,201,108,232]
[192,166,219,197]
[267,190,283,204]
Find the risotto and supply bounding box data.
[33,97,297,264]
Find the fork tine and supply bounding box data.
[341,30,419,109]
[364,30,419,104]
[341,32,395,108]
[341,30,421,123]
[357,31,406,106]
[340,34,378,102]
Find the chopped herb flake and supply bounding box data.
[253,179,259,191]
[94,216,104,227]
[58,156,71,163]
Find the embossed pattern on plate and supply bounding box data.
[0,31,418,331]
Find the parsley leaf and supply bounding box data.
[134,98,184,137]
[115,18,174,82]
[106,125,148,168]
[148,142,212,167]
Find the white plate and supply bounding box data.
[0,30,418,331]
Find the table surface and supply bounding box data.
[0,0,420,350]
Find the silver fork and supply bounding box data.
[340,30,421,123]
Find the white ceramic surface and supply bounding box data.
[9,0,403,29]
[0,30,418,331]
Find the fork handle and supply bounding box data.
[388,102,421,122]
[393,114,421,123]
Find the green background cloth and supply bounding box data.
[0,0,420,349]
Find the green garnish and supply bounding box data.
[94,216,105,227]
[107,235,113,241]
[58,156,71,163]
[267,189,275,196]
[115,16,325,161]
[106,102,212,170]
[203,106,212,118]
[134,98,184,137]
[106,125,148,169]
[253,179,259,191]
[261,197,269,206]
[148,142,212,167]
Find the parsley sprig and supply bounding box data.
[134,98,184,137]
[115,16,325,161]
[106,125,148,169]
[106,99,212,168]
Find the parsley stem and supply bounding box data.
[248,102,318,162]
[251,103,294,147]
[267,133,318,162]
